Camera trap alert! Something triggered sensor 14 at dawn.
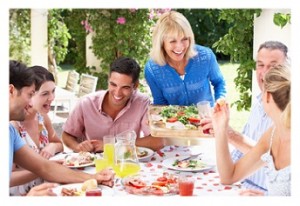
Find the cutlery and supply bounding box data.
[180,153,203,161]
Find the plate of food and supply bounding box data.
[122,172,178,196]
[50,152,99,168]
[148,105,212,138]
[53,179,114,196]
[137,147,154,162]
[162,156,215,172]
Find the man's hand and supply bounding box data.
[76,140,101,152]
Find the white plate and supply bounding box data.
[137,147,154,162]
[52,183,114,196]
[162,156,215,172]
[50,152,99,169]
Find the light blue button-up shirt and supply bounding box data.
[231,93,273,192]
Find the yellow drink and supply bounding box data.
[113,162,140,178]
[103,143,115,166]
[94,158,108,172]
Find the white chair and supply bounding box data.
[65,70,79,92]
[50,70,79,121]
[77,73,98,97]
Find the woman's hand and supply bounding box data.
[26,182,59,196]
[211,101,230,134]
[40,143,58,159]
[239,189,265,196]
[94,168,115,187]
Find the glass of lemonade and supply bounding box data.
[103,135,115,167]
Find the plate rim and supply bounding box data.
[50,152,97,168]
[161,155,214,172]
[137,146,154,161]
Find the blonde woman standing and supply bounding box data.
[144,11,226,106]
[212,64,291,196]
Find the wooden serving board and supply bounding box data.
[148,105,212,138]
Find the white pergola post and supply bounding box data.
[30,9,48,68]
[252,9,291,104]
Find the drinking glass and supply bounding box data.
[103,135,115,167]
[178,176,195,196]
[197,101,212,134]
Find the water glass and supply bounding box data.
[197,101,212,134]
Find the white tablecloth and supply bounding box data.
[76,143,242,196]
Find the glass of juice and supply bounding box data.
[178,176,194,196]
[85,188,102,196]
[103,135,115,167]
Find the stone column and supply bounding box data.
[31,9,48,68]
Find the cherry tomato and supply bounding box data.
[166,117,178,123]
[188,117,200,123]
[157,176,168,182]
[128,179,147,189]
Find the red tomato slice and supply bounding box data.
[128,179,147,189]
[157,176,168,182]
[152,181,167,187]
[150,186,165,196]
[166,117,178,123]
[188,117,200,123]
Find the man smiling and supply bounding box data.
[62,57,164,153]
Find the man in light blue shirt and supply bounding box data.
[202,41,288,192]
[9,60,115,196]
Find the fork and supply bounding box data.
[180,153,203,161]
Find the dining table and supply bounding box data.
[57,139,242,196]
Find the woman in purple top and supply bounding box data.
[145,11,226,106]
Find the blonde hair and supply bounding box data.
[263,63,291,128]
[150,11,197,66]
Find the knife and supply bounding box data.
[180,153,203,161]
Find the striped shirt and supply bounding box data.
[231,93,273,192]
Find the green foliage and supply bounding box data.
[87,9,156,74]
[63,9,89,70]
[213,9,262,111]
[48,9,71,64]
[9,9,31,64]
[176,9,231,59]
[273,13,291,28]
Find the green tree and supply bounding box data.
[9,9,31,65]
[213,9,262,111]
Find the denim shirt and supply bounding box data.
[145,45,226,106]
